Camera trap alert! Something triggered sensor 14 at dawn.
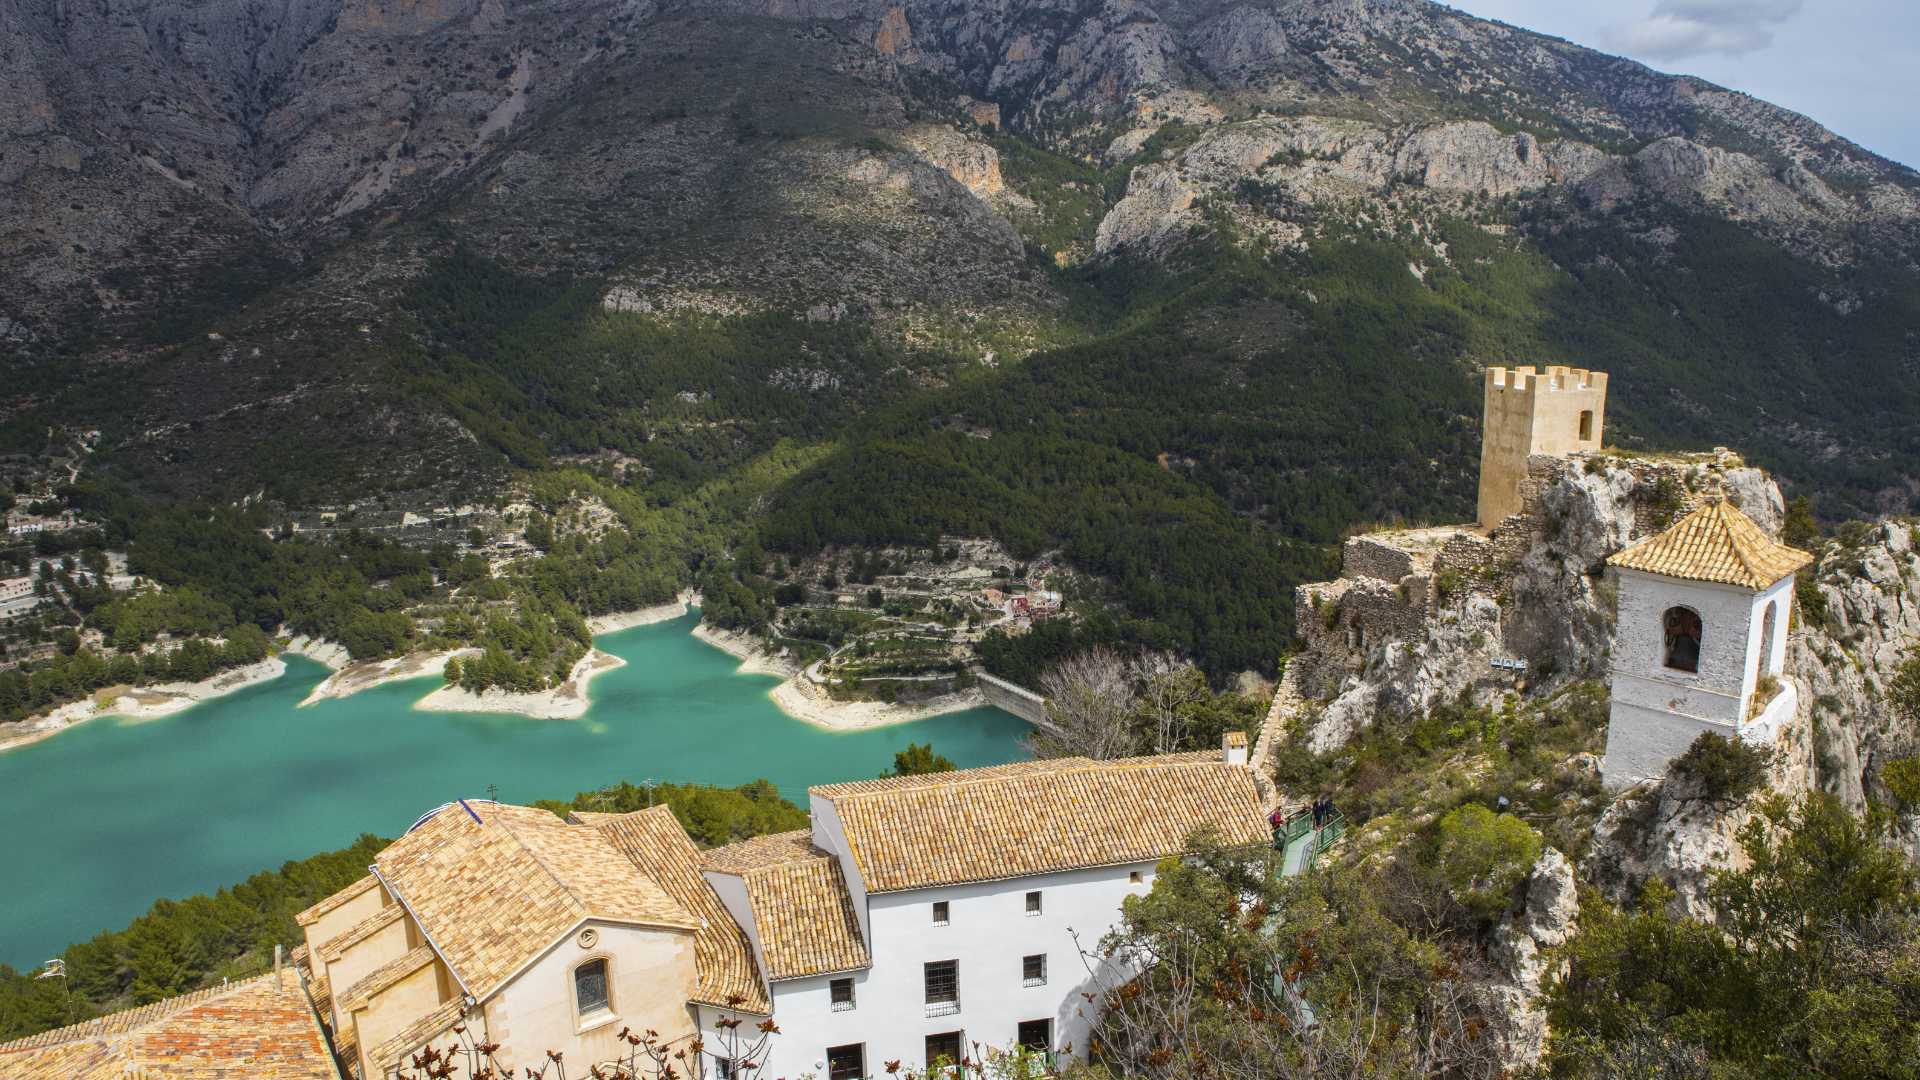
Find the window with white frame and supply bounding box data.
[573,957,611,1021]
[1022,953,1046,987]
[830,977,856,1012]
[1024,890,1042,916]
[827,1044,865,1080]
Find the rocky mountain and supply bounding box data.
[2,0,1918,570]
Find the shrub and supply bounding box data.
[1882,755,1920,810]
[1669,731,1769,807]
[1434,803,1542,922]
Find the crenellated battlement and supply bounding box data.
[1486,364,1608,397]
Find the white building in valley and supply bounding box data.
[698,750,1268,1078]
[1602,497,1813,787]
[281,743,1267,1079]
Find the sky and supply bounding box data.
[1447,1,1919,169]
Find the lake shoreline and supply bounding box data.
[688,622,992,731]
[412,647,625,719]
[689,623,803,678]
[2,598,1019,751]
[0,656,292,754]
[768,678,991,731]
[293,594,694,712]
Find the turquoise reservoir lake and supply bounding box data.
[0,612,1029,967]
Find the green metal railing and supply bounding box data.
[1272,808,1345,877]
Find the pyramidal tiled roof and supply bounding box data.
[372,802,700,1004]
[1608,498,1813,590]
[813,751,1269,894]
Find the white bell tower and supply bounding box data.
[1601,497,1812,788]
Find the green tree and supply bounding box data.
[884,742,956,777]
[1434,803,1542,923]
[1668,731,1771,808]
[1782,495,1822,551]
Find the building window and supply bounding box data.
[1663,606,1702,673]
[713,1058,736,1080]
[1025,890,1042,916]
[932,900,950,926]
[826,1043,865,1080]
[1017,1018,1053,1052]
[830,977,856,1012]
[1759,600,1779,675]
[1022,954,1046,987]
[1129,870,1143,885]
[1578,409,1594,441]
[925,960,960,1015]
[926,1031,964,1072]
[573,957,610,1020]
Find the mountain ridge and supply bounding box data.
[2,0,1917,528]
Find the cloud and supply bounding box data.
[1600,0,1804,60]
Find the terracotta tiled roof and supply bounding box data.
[317,903,404,963]
[296,875,379,927]
[810,759,1070,800]
[574,807,770,1013]
[701,831,871,981]
[0,972,337,1079]
[331,1027,358,1076]
[335,945,435,1015]
[1609,498,1813,590]
[372,802,698,1003]
[365,1000,467,1073]
[815,752,1268,893]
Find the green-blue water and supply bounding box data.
[0,612,1029,967]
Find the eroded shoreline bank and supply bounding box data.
[2,591,1011,752]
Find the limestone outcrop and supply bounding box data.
[1484,847,1578,1070]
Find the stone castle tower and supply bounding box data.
[1478,365,1608,527]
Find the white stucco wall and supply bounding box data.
[1603,568,1795,787]
[483,920,698,1071]
[752,863,1158,1077]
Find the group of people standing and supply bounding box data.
[1268,795,1339,832]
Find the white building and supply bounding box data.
[695,750,1267,1078]
[1602,497,1813,787]
[286,745,1267,1079]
